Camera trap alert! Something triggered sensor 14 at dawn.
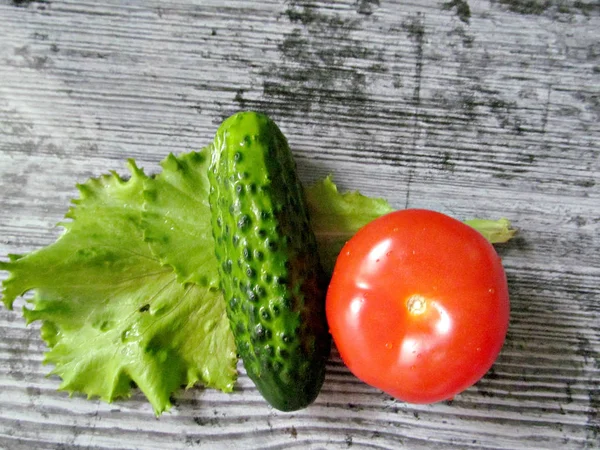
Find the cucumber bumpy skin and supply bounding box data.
[208,111,331,411]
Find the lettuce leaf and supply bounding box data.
[306,176,394,275]
[464,218,516,244]
[0,160,236,415]
[142,150,218,287]
[305,180,516,274]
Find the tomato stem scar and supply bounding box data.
[407,294,427,315]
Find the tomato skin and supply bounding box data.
[326,209,510,403]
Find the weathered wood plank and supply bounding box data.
[1,0,599,448]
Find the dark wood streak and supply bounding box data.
[0,0,599,448]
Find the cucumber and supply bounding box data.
[208,111,331,411]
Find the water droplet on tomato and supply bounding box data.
[410,365,416,370]
[488,288,495,294]
[385,251,392,257]
[385,342,393,350]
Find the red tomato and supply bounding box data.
[326,209,510,403]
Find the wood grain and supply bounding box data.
[1,0,599,448]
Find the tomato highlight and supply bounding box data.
[326,209,510,404]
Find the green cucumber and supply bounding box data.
[208,111,331,411]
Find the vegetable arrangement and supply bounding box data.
[0,111,515,414]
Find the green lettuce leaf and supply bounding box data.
[306,176,395,275]
[142,150,218,287]
[305,178,516,274]
[464,218,516,244]
[0,161,236,415]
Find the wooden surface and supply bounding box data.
[1,0,599,448]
